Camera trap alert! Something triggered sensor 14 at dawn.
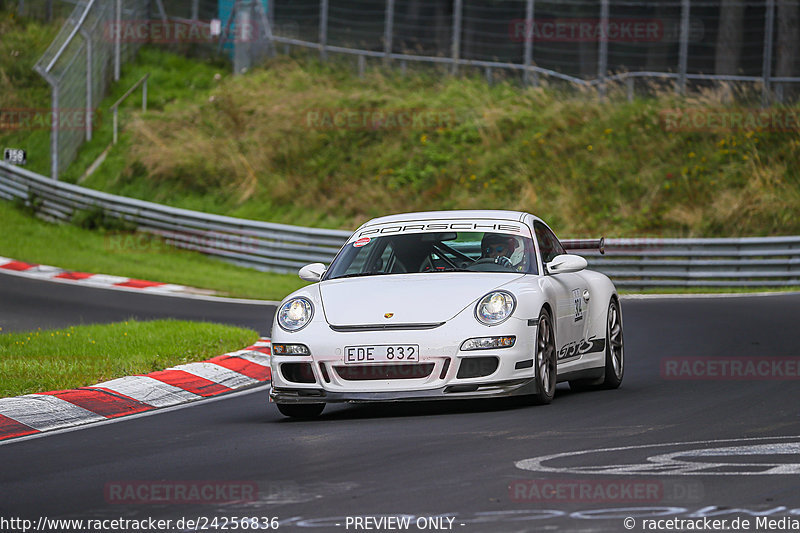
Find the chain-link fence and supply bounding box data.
[16,0,800,180]
[31,0,153,180]
[268,0,800,100]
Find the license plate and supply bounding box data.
[344,345,419,364]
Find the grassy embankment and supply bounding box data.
[0,320,260,397]
[65,51,800,238]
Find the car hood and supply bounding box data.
[319,273,525,326]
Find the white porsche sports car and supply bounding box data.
[269,210,623,418]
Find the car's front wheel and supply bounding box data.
[530,309,556,405]
[276,403,325,419]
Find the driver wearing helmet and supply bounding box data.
[481,233,518,268]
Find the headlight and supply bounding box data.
[272,343,310,355]
[475,291,516,326]
[461,336,516,351]
[278,297,313,332]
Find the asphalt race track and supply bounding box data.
[0,274,275,335]
[2,276,800,532]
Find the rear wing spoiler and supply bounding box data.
[561,237,605,255]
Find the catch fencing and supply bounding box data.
[15,0,800,182]
[31,0,154,180]
[266,0,800,104]
[2,161,799,289]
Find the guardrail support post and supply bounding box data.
[678,0,690,95]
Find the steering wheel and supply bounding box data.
[471,257,513,268]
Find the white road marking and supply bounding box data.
[515,435,800,476]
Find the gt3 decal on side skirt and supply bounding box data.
[558,336,606,361]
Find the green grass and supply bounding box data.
[59,49,800,238]
[0,319,260,397]
[0,201,308,300]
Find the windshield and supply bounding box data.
[324,231,538,280]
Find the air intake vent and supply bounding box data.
[334,364,435,381]
[456,357,499,379]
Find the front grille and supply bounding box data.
[334,364,435,381]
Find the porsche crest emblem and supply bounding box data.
[384,313,394,319]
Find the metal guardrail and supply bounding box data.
[0,161,350,274]
[1,161,799,288]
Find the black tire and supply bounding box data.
[601,298,624,389]
[530,309,557,405]
[276,403,325,419]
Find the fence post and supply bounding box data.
[597,0,609,98]
[191,0,199,20]
[80,28,93,142]
[51,85,59,180]
[384,0,394,64]
[114,0,121,82]
[319,0,328,60]
[523,0,537,86]
[761,0,775,107]
[451,0,462,75]
[678,0,690,95]
[46,0,53,22]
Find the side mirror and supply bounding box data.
[546,254,588,275]
[298,263,326,282]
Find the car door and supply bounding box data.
[533,221,589,363]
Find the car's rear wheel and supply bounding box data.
[569,298,624,392]
[276,403,325,419]
[530,309,556,405]
[602,297,624,389]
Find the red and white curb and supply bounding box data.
[0,339,272,442]
[0,256,213,295]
